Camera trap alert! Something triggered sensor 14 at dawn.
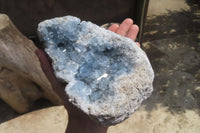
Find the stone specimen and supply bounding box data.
[0,14,62,114]
[37,16,154,126]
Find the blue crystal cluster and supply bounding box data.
[37,16,154,126]
[38,16,134,102]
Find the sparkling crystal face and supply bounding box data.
[39,16,134,102]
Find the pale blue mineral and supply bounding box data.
[37,16,154,126]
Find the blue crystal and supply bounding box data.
[38,15,154,126]
[37,16,135,102]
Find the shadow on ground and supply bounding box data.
[0,98,53,123]
[142,0,200,114]
[144,1,199,42]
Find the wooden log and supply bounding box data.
[0,14,62,113]
[0,67,41,113]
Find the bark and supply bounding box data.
[0,14,62,113]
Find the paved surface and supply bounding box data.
[143,0,200,113]
[144,0,199,42]
[148,0,190,16]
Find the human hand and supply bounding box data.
[108,18,140,47]
[35,18,140,133]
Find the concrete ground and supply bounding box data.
[0,0,199,132]
[143,0,200,114]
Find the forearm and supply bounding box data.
[66,117,108,133]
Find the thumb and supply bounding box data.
[35,49,58,84]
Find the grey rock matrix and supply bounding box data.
[37,16,154,126]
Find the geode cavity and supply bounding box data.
[37,16,154,126]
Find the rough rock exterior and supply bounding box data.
[37,16,154,126]
[0,14,62,114]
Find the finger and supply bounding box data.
[35,49,59,86]
[108,24,119,32]
[116,18,133,36]
[126,24,139,41]
[35,49,69,102]
[135,42,141,47]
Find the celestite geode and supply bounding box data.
[37,16,154,126]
